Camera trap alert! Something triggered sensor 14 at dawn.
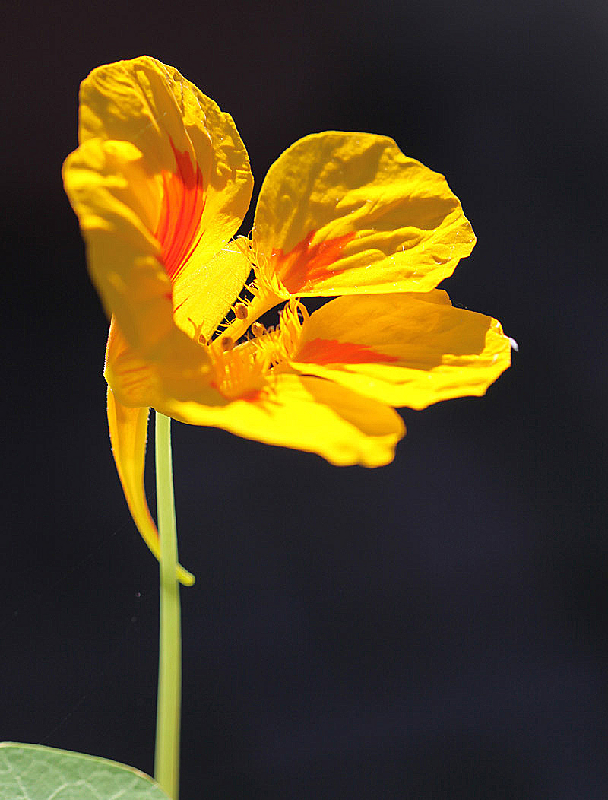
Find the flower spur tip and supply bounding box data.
[178,565,195,586]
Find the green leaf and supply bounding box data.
[0,743,171,800]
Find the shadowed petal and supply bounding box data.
[106,386,194,585]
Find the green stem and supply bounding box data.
[154,411,181,800]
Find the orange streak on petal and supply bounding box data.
[154,139,206,283]
[297,337,400,366]
[271,230,355,293]
[235,389,262,403]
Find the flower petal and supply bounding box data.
[291,292,511,409]
[157,373,405,467]
[64,138,176,352]
[77,56,253,273]
[104,316,223,413]
[64,57,252,356]
[106,387,194,585]
[172,239,253,344]
[252,132,474,297]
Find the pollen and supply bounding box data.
[234,303,248,320]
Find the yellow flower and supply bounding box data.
[63,57,511,582]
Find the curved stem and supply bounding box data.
[154,411,181,800]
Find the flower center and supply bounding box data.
[209,338,270,400]
[209,300,307,400]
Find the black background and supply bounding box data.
[3,1,607,797]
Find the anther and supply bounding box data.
[251,322,266,337]
[221,336,234,352]
[234,303,248,320]
[189,317,207,346]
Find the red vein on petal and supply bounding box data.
[297,338,399,366]
[155,139,206,284]
[270,230,355,293]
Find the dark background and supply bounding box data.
[3,1,607,797]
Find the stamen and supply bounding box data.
[188,316,207,346]
[234,303,248,320]
[209,299,309,402]
[211,339,268,400]
[277,300,308,357]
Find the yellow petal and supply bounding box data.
[64,57,252,356]
[77,56,253,272]
[252,132,474,297]
[106,386,194,586]
[64,138,176,354]
[172,238,253,344]
[157,373,404,467]
[104,316,223,414]
[104,317,161,407]
[290,292,511,409]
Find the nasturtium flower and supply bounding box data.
[63,57,511,582]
